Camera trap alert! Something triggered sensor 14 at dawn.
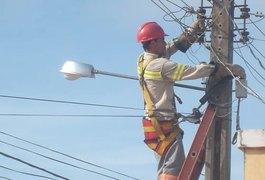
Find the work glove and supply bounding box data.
[176,18,206,52]
[190,19,205,33]
[212,63,247,80]
[226,64,246,79]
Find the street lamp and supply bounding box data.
[60,61,95,80]
[60,60,138,81]
[60,60,205,91]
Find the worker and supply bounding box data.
[136,20,246,180]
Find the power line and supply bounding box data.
[151,0,190,29]
[234,49,265,87]
[219,7,265,104]
[234,41,265,82]
[150,0,265,105]
[246,44,265,71]
[249,37,265,42]
[0,176,13,180]
[0,140,121,180]
[208,40,265,105]
[0,151,69,180]
[0,94,142,111]
[0,113,142,118]
[0,165,58,180]
[0,131,139,180]
[230,7,265,72]
[249,18,265,37]
[249,43,265,70]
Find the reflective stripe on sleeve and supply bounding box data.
[143,70,162,79]
[173,64,186,81]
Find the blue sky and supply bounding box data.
[0,0,264,180]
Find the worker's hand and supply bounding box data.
[215,63,246,79]
[190,18,206,33]
[229,64,247,79]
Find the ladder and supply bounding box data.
[178,104,216,180]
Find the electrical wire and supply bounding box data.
[0,94,142,111]
[0,140,122,180]
[209,99,237,109]
[229,8,265,72]
[249,37,265,42]
[209,43,265,104]
[248,18,265,37]
[248,41,265,59]
[0,113,142,118]
[0,94,208,116]
[248,43,265,70]
[0,165,58,180]
[0,151,69,180]
[210,7,265,104]
[247,16,265,24]
[151,0,189,29]
[185,52,199,65]
[155,1,265,105]
[1,2,262,180]
[166,0,188,9]
[234,49,265,87]
[233,26,265,93]
[151,0,214,56]
[0,176,13,180]
[186,46,203,65]
[234,40,265,83]
[0,131,139,180]
[0,112,207,119]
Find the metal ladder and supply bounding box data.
[178,104,216,180]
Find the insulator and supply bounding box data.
[197,8,206,19]
[239,31,250,44]
[241,31,250,36]
[197,8,206,15]
[254,12,264,18]
[240,7,250,19]
[196,8,206,44]
[197,33,205,44]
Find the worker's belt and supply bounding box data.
[142,117,182,156]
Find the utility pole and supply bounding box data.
[205,0,234,180]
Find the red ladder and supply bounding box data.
[178,104,216,180]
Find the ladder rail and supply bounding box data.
[178,104,216,180]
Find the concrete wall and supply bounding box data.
[237,129,265,180]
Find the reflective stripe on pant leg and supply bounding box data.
[158,173,178,180]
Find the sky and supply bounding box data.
[0,0,264,180]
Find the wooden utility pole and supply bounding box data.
[205,0,234,180]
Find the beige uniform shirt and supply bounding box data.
[139,39,214,121]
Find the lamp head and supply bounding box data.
[60,61,95,80]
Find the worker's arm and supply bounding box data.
[161,61,213,81]
[181,63,215,80]
[164,19,205,59]
[181,63,246,80]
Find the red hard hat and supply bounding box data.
[137,22,168,43]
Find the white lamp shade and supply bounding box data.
[60,61,95,80]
